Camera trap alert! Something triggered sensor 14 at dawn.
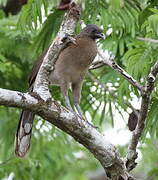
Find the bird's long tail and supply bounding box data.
[15,110,35,157]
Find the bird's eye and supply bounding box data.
[92,29,96,33]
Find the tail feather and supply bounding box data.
[15,110,35,157]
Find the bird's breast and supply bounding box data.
[68,37,97,68]
[49,37,97,85]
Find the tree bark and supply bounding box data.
[0,88,132,179]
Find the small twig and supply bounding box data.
[127,103,139,117]
[137,37,158,43]
[126,61,158,171]
[89,61,108,70]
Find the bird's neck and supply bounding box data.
[72,36,97,69]
[76,34,96,41]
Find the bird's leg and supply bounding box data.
[72,82,83,117]
[72,82,98,129]
[74,103,83,118]
[74,102,98,128]
[64,95,73,111]
[61,82,73,111]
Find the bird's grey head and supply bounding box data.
[80,24,104,40]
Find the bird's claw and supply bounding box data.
[62,33,77,45]
[86,121,98,129]
[77,114,98,129]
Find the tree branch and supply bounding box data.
[126,61,158,171]
[33,2,80,100]
[137,37,158,43]
[91,51,144,92]
[0,1,135,178]
[90,51,158,173]
[89,60,108,70]
[0,88,133,179]
[1,1,149,178]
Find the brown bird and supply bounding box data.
[15,24,104,157]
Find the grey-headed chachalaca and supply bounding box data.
[15,24,104,157]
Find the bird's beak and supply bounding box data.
[95,32,105,39]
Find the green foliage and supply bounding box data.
[144,97,158,138]
[0,0,7,6]
[83,0,140,38]
[32,9,64,56]
[17,0,48,31]
[0,16,32,90]
[138,138,158,179]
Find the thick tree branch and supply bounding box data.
[0,88,132,179]
[33,2,80,100]
[90,51,158,173]
[1,1,146,178]
[0,2,134,177]
[126,61,158,171]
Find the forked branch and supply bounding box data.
[126,61,158,171]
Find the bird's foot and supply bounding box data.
[77,113,98,129]
[74,103,98,129]
[61,33,77,45]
